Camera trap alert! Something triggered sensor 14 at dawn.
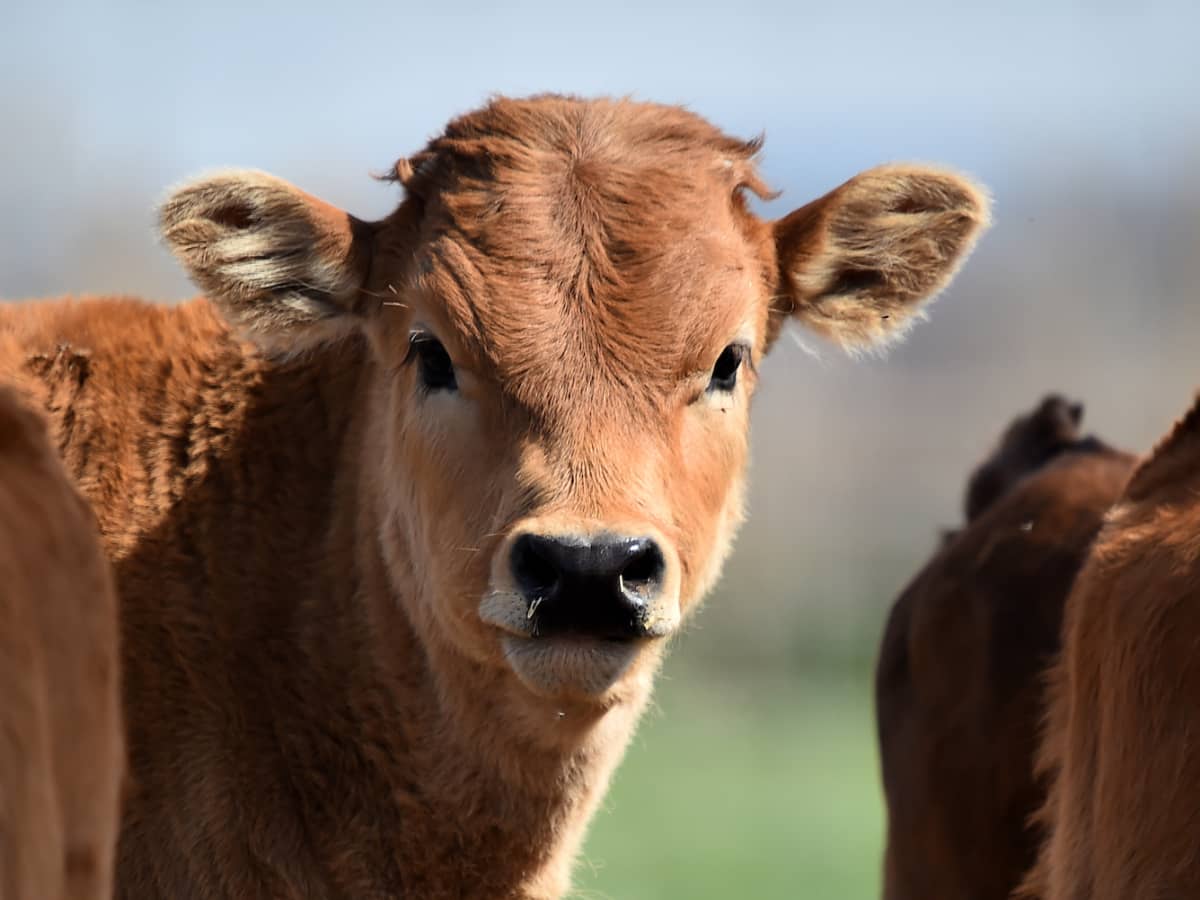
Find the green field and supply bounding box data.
[572,670,884,900]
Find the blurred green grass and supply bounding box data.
[572,667,883,900]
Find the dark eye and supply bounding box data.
[408,333,457,392]
[707,343,745,393]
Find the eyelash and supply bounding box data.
[404,331,458,392]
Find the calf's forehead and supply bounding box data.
[403,149,769,403]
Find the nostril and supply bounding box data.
[512,535,561,598]
[620,540,665,595]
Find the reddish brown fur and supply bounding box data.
[876,398,1134,900]
[0,94,989,898]
[1023,394,1200,900]
[0,382,123,900]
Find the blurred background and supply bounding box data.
[3,1,1198,896]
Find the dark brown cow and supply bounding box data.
[876,396,1134,900]
[1023,394,1200,900]
[2,94,989,898]
[0,382,123,900]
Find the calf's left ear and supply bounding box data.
[160,171,375,354]
[771,164,991,351]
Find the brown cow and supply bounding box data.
[0,382,123,900]
[1,94,990,898]
[876,396,1135,900]
[1022,394,1200,900]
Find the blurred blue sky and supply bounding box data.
[3,0,1197,211]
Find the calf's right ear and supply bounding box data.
[159,171,375,355]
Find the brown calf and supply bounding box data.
[876,396,1134,900]
[1024,394,1200,900]
[0,383,123,900]
[2,94,989,898]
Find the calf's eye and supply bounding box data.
[707,343,746,393]
[408,333,457,392]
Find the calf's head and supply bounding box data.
[965,393,1089,522]
[161,96,989,705]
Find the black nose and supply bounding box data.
[510,534,666,640]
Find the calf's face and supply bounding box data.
[160,98,989,704]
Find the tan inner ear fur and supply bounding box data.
[771,164,991,352]
[159,170,375,353]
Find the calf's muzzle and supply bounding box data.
[510,533,666,640]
